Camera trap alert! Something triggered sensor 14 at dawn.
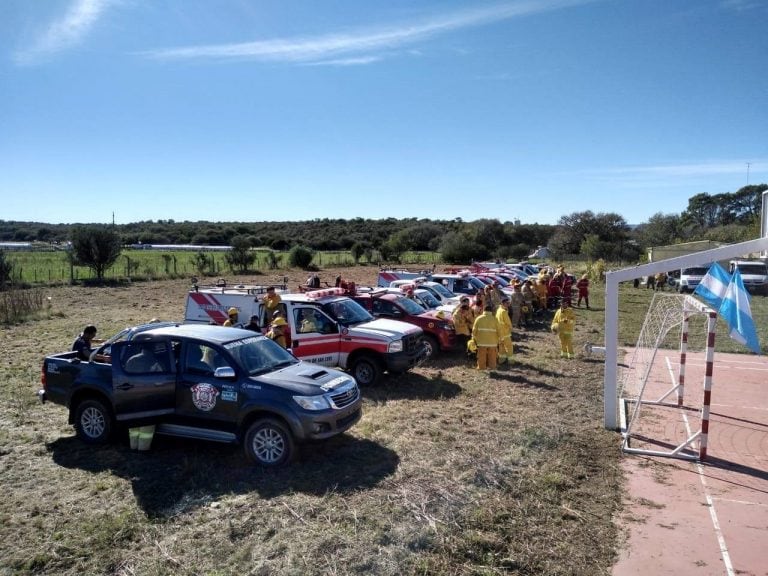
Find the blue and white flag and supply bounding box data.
[694,262,731,310]
[718,269,761,354]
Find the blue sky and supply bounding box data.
[1,0,766,226]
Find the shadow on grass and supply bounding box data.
[47,432,398,518]
[366,371,463,402]
[487,370,559,391]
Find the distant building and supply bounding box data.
[528,246,551,259]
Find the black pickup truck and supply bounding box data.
[39,324,362,466]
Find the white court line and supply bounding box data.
[710,403,768,411]
[666,361,768,371]
[712,497,768,508]
[666,357,736,576]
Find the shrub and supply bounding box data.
[288,245,315,269]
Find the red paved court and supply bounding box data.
[613,351,768,576]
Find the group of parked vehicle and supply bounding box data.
[38,261,553,467]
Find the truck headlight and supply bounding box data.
[388,340,404,353]
[293,395,331,411]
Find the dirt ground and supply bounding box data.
[0,265,624,576]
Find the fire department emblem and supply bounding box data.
[191,383,219,412]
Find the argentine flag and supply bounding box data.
[718,269,761,354]
[693,262,731,310]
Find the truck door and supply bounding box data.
[111,340,176,421]
[287,306,341,367]
[176,341,241,426]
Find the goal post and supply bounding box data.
[604,236,768,432]
[618,293,717,461]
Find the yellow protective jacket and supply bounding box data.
[452,306,474,337]
[472,311,502,347]
[495,306,512,337]
[551,307,576,335]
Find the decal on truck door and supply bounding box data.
[188,292,229,324]
[191,383,219,411]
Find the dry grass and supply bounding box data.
[0,268,624,575]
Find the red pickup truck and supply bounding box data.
[352,291,456,358]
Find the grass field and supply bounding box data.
[4,249,441,285]
[0,266,764,575]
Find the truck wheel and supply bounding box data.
[421,335,439,359]
[244,418,294,467]
[74,399,113,444]
[350,355,382,386]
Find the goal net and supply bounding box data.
[619,292,718,461]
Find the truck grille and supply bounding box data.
[330,386,359,409]
[404,333,422,354]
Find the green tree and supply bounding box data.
[0,250,13,289]
[288,245,314,269]
[70,226,122,280]
[350,242,367,264]
[633,212,682,248]
[225,235,256,274]
[549,211,630,259]
[439,232,489,264]
[192,251,212,276]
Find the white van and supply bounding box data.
[676,265,710,294]
[729,260,768,295]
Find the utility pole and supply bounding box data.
[747,162,751,185]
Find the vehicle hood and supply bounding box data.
[254,362,355,395]
[349,318,422,340]
[420,309,454,323]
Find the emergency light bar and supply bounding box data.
[305,287,346,299]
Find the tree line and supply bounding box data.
[1,185,765,278]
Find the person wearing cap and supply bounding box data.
[223,307,239,327]
[244,314,261,332]
[495,297,513,365]
[266,316,288,348]
[470,293,485,322]
[452,296,474,351]
[576,274,590,309]
[483,284,501,312]
[471,305,502,370]
[551,299,576,359]
[509,282,524,329]
[534,277,548,311]
[521,280,536,323]
[263,286,282,322]
[298,309,318,333]
[72,325,99,361]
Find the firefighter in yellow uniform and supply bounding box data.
[551,299,576,358]
[451,296,473,352]
[495,297,513,364]
[223,307,239,327]
[266,316,288,349]
[471,305,502,370]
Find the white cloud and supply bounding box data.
[142,0,594,64]
[14,0,113,65]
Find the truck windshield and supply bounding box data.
[469,277,487,291]
[415,291,440,308]
[682,267,709,275]
[427,283,455,299]
[395,296,428,315]
[322,298,374,326]
[737,264,768,275]
[225,336,299,375]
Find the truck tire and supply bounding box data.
[244,418,294,467]
[350,355,382,386]
[421,335,439,359]
[73,399,113,444]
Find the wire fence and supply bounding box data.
[5,249,442,285]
